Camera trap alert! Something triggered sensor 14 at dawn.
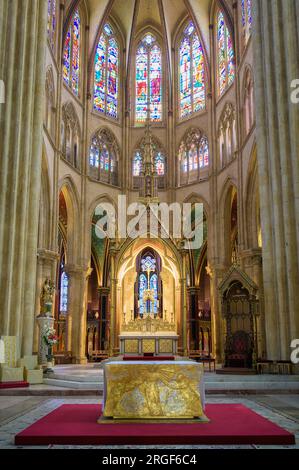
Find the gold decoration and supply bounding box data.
[103,363,206,420]
[122,316,176,333]
[159,339,173,353]
[40,278,55,315]
[124,339,139,354]
[142,339,155,353]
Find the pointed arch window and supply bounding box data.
[63,9,81,96]
[132,142,166,189]
[217,103,236,168]
[179,21,206,119]
[94,23,119,119]
[47,0,57,51]
[136,33,162,123]
[60,271,69,312]
[155,152,165,176]
[178,130,209,185]
[241,0,252,48]
[243,69,254,136]
[136,251,161,317]
[61,102,81,170]
[89,129,119,186]
[217,10,235,97]
[133,151,143,176]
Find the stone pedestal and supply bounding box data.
[37,315,55,366]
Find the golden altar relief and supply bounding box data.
[122,314,176,334]
[102,361,207,420]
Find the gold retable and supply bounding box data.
[102,361,205,420]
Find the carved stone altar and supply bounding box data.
[102,360,206,420]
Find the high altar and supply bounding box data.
[119,252,179,355]
[119,314,178,356]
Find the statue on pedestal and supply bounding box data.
[37,279,56,367]
[40,278,55,317]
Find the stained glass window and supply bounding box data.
[90,137,115,172]
[241,0,252,47]
[199,136,209,168]
[133,149,165,177]
[179,21,206,119]
[141,256,156,272]
[47,0,56,51]
[89,138,100,167]
[179,132,209,177]
[133,151,143,176]
[138,255,159,315]
[139,273,147,315]
[150,273,158,314]
[136,33,162,123]
[94,24,119,119]
[89,130,118,185]
[60,271,69,312]
[217,10,235,96]
[63,9,81,96]
[155,152,165,176]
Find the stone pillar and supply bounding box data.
[66,264,91,364]
[109,246,119,356]
[252,0,299,359]
[207,263,226,363]
[0,0,48,356]
[98,287,110,350]
[179,248,188,356]
[187,287,200,351]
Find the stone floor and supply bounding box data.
[0,394,298,449]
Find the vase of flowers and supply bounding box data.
[43,326,58,373]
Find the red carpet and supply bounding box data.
[123,356,174,361]
[0,381,29,389]
[15,404,295,445]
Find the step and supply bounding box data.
[205,381,299,390]
[204,374,299,382]
[43,378,104,390]
[46,373,103,383]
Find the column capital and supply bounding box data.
[64,264,92,279]
[37,249,60,262]
[187,286,200,295]
[98,286,110,295]
[239,248,262,261]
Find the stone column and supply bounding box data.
[179,247,188,356]
[66,264,91,364]
[98,287,110,350]
[0,0,47,355]
[252,0,299,359]
[187,287,200,351]
[207,263,226,363]
[109,246,119,356]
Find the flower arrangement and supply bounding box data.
[43,327,58,347]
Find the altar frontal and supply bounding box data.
[101,361,207,421]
